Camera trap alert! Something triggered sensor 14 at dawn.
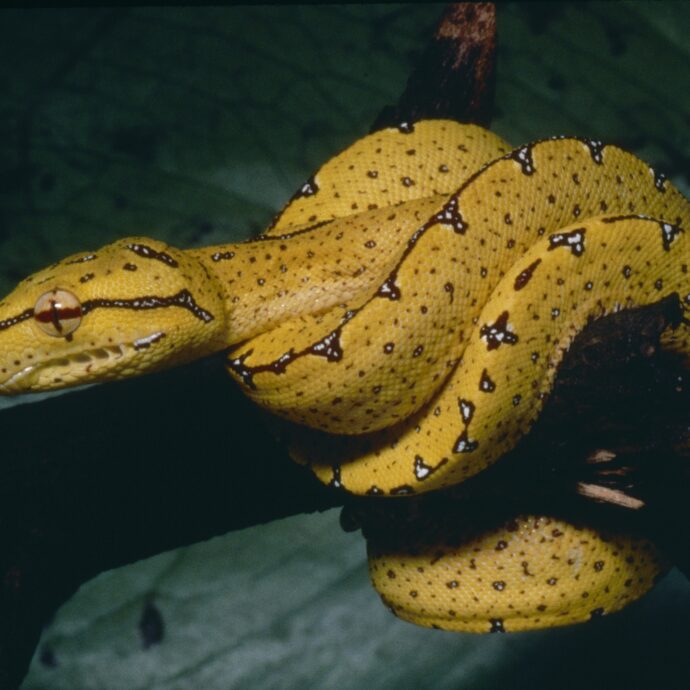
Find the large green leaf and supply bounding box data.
[0,4,686,689]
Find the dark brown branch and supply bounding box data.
[372,3,496,130]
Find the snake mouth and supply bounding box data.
[0,332,166,394]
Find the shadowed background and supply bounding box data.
[0,4,688,689]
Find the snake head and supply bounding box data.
[0,237,227,394]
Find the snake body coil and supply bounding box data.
[0,121,687,632]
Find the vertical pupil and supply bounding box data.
[50,300,63,333]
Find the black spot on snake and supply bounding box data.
[308,330,344,362]
[413,454,448,480]
[489,619,505,633]
[548,228,586,256]
[126,243,179,268]
[227,350,256,390]
[508,145,535,175]
[83,289,214,323]
[480,311,519,350]
[651,168,667,192]
[660,222,683,251]
[377,277,401,300]
[514,258,542,291]
[390,485,415,496]
[434,196,468,234]
[211,250,236,262]
[329,466,342,489]
[453,429,478,454]
[65,253,97,265]
[479,369,496,392]
[294,175,319,198]
[583,139,605,164]
[227,307,361,387]
[458,398,475,423]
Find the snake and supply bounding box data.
[0,120,687,633]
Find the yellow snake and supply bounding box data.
[0,121,687,632]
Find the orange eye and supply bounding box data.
[34,289,83,338]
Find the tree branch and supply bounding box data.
[373,3,496,129]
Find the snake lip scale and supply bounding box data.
[0,120,687,633]
[0,335,168,394]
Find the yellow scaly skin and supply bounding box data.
[368,515,665,633]
[0,121,687,633]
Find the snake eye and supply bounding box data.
[34,288,83,338]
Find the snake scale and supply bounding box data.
[0,121,688,632]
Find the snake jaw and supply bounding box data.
[0,333,166,394]
[0,364,36,394]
